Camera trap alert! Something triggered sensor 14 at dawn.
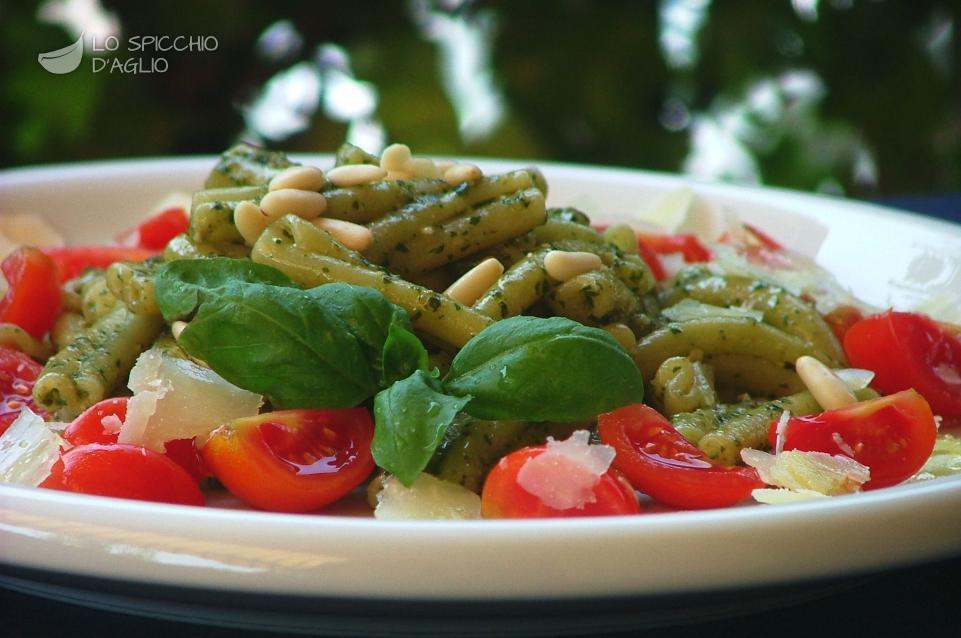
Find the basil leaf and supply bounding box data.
[175,283,378,408]
[372,370,470,486]
[308,284,427,386]
[381,313,429,386]
[155,259,431,409]
[155,258,295,320]
[443,316,643,421]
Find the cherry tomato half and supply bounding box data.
[636,233,713,282]
[42,246,158,282]
[0,347,48,436]
[63,396,207,482]
[598,404,762,509]
[0,247,61,340]
[769,389,937,489]
[202,408,375,513]
[481,446,641,518]
[637,233,713,263]
[40,443,204,506]
[844,311,961,418]
[117,206,189,250]
[63,397,128,445]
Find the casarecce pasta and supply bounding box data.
[5,140,952,518]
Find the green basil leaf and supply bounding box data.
[381,312,429,386]
[176,283,378,408]
[307,283,427,386]
[443,316,643,421]
[372,370,470,486]
[155,257,295,320]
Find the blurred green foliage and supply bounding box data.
[1,0,958,197]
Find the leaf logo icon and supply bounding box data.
[38,33,84,74]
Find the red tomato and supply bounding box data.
[844,311,961,418]
[202,408,375,513]
[823,304,865,344]
[768,390,937,489]
[0,347,48,436]
[40,443,204,506]
[636,233,713,263]
[481,445,641,518]
[62,396,207,482]
[0,247,61,339]
[42,246,158,282]
[636,239,668,281]
[598,404,762,509]
[63,397,128,445]
[741,223,783,250]
[163,437,208,483]
[117,206,189,250]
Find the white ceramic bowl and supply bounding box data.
[1,158,960,605]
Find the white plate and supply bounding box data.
[1,158,960,604]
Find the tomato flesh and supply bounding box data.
[40,443,204,506]
[117,206,189,250]
[63,396,207,481]
[63,397,128,445]
[844,311,961,418]
[598,404,762,509]
[202,408,375,512]
[0,247,62,340]
[0,347,48,436]
[481,445,641,518]
[768,390,937,489]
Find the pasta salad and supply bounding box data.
[1,142,959,519]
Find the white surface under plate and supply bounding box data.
[1,157,960,602]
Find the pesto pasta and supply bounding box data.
[8,139,940,519]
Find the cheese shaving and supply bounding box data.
[374,473,481,520]
[515,430,615,510]
[0,409,66,487]
[118,349,263,452]
[741,448,870,495]
[773,409,791,455]
[752,487,828,504]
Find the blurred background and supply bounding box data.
[2,0,959,198]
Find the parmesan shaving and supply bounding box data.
[0,409,66,487]
[100,414,123,436]
[752,488,828,504]
[741,448,870,495]
[118,349,263,452]
[374,473,481,520]
[831,432,856,457]
[515,430,615,511]
[773,410,791,455]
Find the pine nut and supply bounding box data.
[434,160,456,172]
[409,157,442,179]
[260,188,327,221]
[602,323,636,351]
[386,169,415,181]
[444,163,483,185]
[313,218,374,252]
[444,258,504,306]
[171,321,188,340]
[268,165,326,192]
[543,250,604,282]
[233,201,271,245]
[795,355,858,410]
[327,164,387,186]
[380,143,413,171]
